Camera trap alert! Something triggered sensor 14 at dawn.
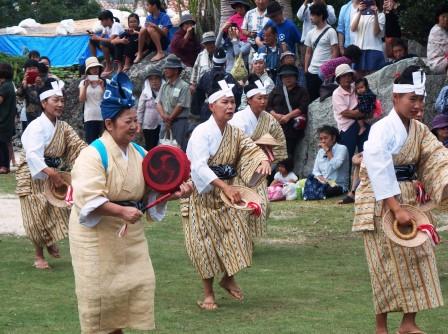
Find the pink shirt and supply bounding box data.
[332,85,358,132]
[227,13,247,42]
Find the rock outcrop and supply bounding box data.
[294,57,447,177]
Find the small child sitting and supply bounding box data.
[355,78,377,135]
[268,159,298,201]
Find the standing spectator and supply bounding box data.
[241,0,270,51]
[427,4,448,74]
[135,0,172,63]
[137,67,163,150]
[351,0,386,74]
[431,114,448,147]
[28,50,40,61]
[337,0,360,55]
[226,0,251,43]
[0,63,16,174]
[267,64,310,160]
[297,0,336,62]
[383,0,402,59]
[39,56,61,81]
[190,32,216,94]
[170,14,201,68]
[304,3,339,101]
[16,59,43,126]
[256,1,301,54]
[112,13,141,72]
[78,57,104,144]
[258,25,283,81]
[332,64,369,163]
[191,47,242,122]
[156,55,190,151]
[88,10,124,77]
[319,44,361,82]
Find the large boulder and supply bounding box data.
[294,57,447,177]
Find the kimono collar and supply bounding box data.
[207,115,226,137]
[389,108,408,137]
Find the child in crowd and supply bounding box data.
[112,13,141,72]
[355,78,377,135]
[270,159,298,186]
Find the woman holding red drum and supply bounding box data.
[69,73,192,334]
[183,73,271,310]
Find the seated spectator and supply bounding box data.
[383,0,402,59]
[28,50,40,61]
[89,10,124,77]
[191,47,242,122]
[16,59,44,125]
[170,14,201,68]
[135,0,172,63]
[304,3,339,101]
[137,67,163,150]
[156,54,190,151]
[256,1,301,54]
[351,0,386,74]
[307,125,350,199]
[431,114,448,148]
[390,38,416,62]
[79,57,104,144]
[267,64,310,159]
[0,63,16,174]
[276,51,307,88]
[319,44,361,82]
[241,0,270,51]
[338,152,362,204]
[337,0,360,55]
[258,25,283,81]
[190,32,216,94]
[427,4,448,74]
[112,13,141,72]
[270,158,298,186]
[354,77,376,135]
[332,64,370,163]
[297,0,337,46]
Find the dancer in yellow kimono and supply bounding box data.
[353,66,448,334]
[69,73,192,334]
[16,78,85,269]
[184,76,271,310]
[230,74,287,236]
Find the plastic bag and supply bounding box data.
[6,26,27,35]
[282,183,297,201]
[268,185,285,201]
[230,54,248,82]
[18,18,41,28]
[159,129,179,147]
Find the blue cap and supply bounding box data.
[101,72,135,120]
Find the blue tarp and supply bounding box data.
[0,34,91,67]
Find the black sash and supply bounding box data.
[395,164,417,181]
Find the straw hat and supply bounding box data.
[85,56,103,74]
[335,64,354,82]
[254,134,280,147]
[220,185,262,211]
[382,204,430,247]
[44,171,72,208]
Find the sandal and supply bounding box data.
[396,331,426,334]
[338,195,355,204]
[196,300,218,310]
[150,54,167,63]
[33,259,50,270]
[219,281,244,301]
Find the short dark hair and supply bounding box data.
[264,25,277,35]
[394,65,424,85]
[147,0,165,11]
[37,62,49,75]
[355,77,370,90]
[23,59,39,69]
[39,56,51,66]
[0,63,13,80]
[435,4,448,23]
[309,3,328,21]
[392,38,408,51]
[128,13,140,26]
[344,45,362,63]
[317,125,339,140]
[28,50,40,59]
[277,158,293,173]
[98,10,114,21]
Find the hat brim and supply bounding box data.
[220,185,262,210]
[278,70,298,77]
[382,204,430,247]
[335,70,355,79]
[432,121,448,130]
[202,37,216,44]
[85,62,103,74]
[44,172,72,208]
[180,19,196,27]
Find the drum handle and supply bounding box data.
[143,192,172,212]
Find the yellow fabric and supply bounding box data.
[69,131,156,333]
[16,120,85,246]
[356,120,445,314]
[181,125,266,279]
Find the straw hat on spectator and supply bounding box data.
[84,56,103,74]
[335,64,354,83]
[44,172,72,208]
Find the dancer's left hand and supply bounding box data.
[256,160,272,176]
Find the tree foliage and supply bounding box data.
[0,0,101,28]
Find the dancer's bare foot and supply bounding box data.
[33,257,50,270]
[219,275,244,301]
[150,52,166,62]
[197,294,218,310]
[47,244,60,258]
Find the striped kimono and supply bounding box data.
[354,111,447,314]
[183,116,267,279]
[16,115,85,247]
[231,107,287,236]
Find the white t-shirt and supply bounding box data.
[353,13,385,51]
[274,171,298,184]
[79,80,103,122]
[103,22,124,37]
[305,24,338,75]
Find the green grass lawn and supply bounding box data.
[0,189,447,333]
[0,173,16,194]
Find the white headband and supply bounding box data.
[208,80,235,104]
[252,52,266,63]
[213,55,226,64]
[392,70,426,96]
[246,80,267,98]
[39,80,65,101]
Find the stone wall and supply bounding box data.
[294,57,447,178]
